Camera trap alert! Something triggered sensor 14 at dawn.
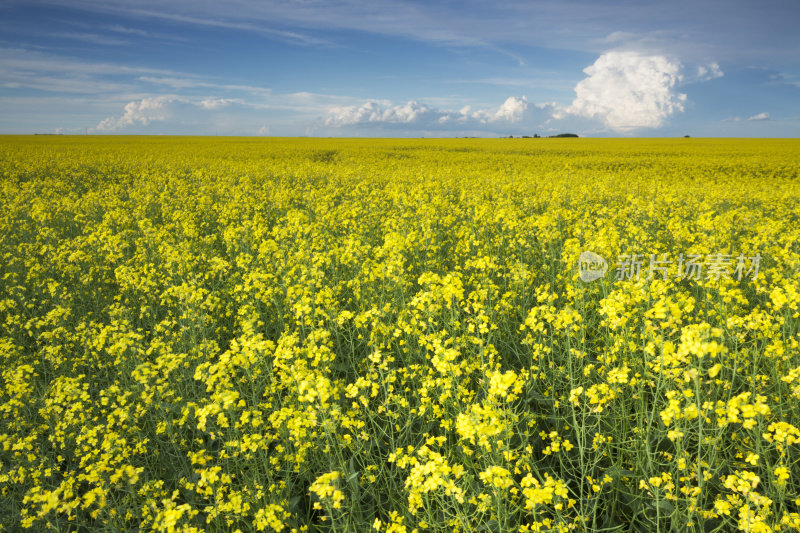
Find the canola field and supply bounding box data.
[1,135,799,532]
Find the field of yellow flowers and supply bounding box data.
[1,135,799,532]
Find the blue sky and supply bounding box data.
[1,0,798,137]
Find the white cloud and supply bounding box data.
[493,96,528,122]
[560,51,686,132]
[324,97,534,129]
[324,100,431,126]
[97,95,259,131]
[748,112,770,121]
[90,90,369,134]
[388,101,430,123]
[198,97,241,109]
[106,24,151,37]
[324,101,379,126]
[97,95,180,130]
[696,62,724,81]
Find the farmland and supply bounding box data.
[1,136,799,532]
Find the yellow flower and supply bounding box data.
[775,466,790,485]
[309,472,345,511]
[479,466,513,490]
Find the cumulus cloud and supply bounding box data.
[324,96,534,130]
[97,95,181,130]
[493,96,529,122]
[93,91,380,134]
[748,112,770,121]
[324,100,432,126]
[560,51,687,132]
[96,95,265,131]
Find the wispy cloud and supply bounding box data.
[0,47,272,98]
[723,112,776,124]
[105,24,152,37]
[49,31,131,46]
[138,76,272,96]
[53,19,189,44]
[18,0,797,64]
[107,6,331,46]
[450,76,574,92]
[767,71,798,86]
[748,112,770,121]
[0,47,184,83]
[695,62,724,82]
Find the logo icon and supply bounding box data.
[579,251,608,282]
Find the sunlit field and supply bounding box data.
[1,136,799,532]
